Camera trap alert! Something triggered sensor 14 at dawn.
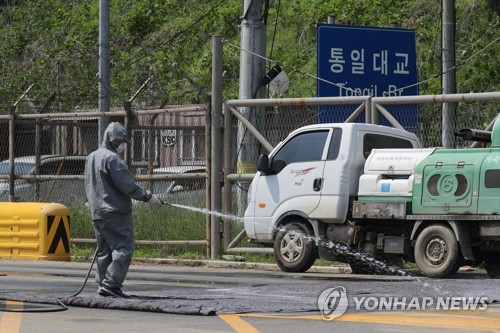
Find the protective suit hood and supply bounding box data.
[85,121,150,219]
[102,122,131,151]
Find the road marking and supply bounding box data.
[219,314,259,333]
[221,308,500,333]
[0,301,23,333]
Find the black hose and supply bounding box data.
[0,248,98,313]
[70,248,98,297]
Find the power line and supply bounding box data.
[227,33,500,97]
[113,0,228,76]
[224,41,361,95]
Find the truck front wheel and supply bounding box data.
[414,224,460,278]
[274,222,318,272]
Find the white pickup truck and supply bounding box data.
[244,123,420,273]
[244,120,500,279]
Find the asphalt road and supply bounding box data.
[1,259,499,333]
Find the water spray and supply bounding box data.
[159,200,244,223]
[160,200,412,277]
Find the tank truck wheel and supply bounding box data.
[274,222,318,273]
[485,255,500,279]
[414,224,460,278]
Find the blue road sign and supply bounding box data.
[317,24,419,128]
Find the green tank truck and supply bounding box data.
[353,117,500,278]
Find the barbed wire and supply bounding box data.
[225,32,499,98]
[2,1,498,113]
[113,0,228,76]
[388,35,500,96]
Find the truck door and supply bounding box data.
[478,150,500,215]
[309,128,347,222]
[251,130,329,237]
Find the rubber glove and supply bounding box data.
[148,195,163,207]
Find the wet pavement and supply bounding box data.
[0,259,498,316]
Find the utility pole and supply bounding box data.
[98,0,110,144]
[237,0,266,215]
[442,0,456,148]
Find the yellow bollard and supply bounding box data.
[0,202,70,261]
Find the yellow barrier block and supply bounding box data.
[0,202,70,261]
[237,163,257,174]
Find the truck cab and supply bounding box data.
[244,123,420,272]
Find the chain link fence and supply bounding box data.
[1,93,499,257]
[0,105,210,256]
[223,93,500,253]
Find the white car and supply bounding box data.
[152,166,206,193]
[0,155,87,204]
[133,165,206,205]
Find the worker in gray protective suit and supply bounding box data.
[85,122,162,298]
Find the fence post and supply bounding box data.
[35,119,42,201]
[370,97,380,125]
[205,95,212,257]
[123,101,132,168]
[211,35,223,259]
[223,102,233,251]
[366,97,373,124]
[8,106,16,202]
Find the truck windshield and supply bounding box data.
[274,130,329,164]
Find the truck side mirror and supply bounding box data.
[271,159,286,173]
[256,154,270,174]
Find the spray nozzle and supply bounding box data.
[159,199,172,206]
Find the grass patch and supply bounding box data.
[403,260,417,269]
[68,198,343,266]
[68,197,209,259]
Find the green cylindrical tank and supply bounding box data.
[412,148,490,215]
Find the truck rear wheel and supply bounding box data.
[485,255,500,278]
[274,222,318,272]
[414,224,460,278]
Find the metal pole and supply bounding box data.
[344,101,367,123]
[123,101,132,168]
[237,0,266,216]
[366,97,373,124]
[223,103,233,251]
[147,66,154,106]
[205,95,212,257]
[8,106,16,202]
[146,114,158,191]
[35,119,42,201]
[211,35,223,259]
[98,0,110,144]
[228,106,273,153]
[374,104,405,129]
[371,92,500,105]
[442,0,456,148]
[327,16,335,24]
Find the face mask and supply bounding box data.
[116,142,126,155]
